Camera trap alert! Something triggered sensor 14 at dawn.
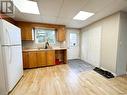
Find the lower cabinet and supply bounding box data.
[37,51,47,67]
[23,52,29,69]
[28,52,37,68]
[47,50,55,66]
[22,50,55,69]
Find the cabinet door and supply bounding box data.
[23,25,33,40]
[23,52,29,69]
[28,52,37,68]
[17,22,33,41]
[46,50,55,66]
[37,51,46,67]
[57,27,66,42]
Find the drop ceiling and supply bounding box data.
[12,0,127,28]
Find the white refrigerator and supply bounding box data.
[0,19,23,95]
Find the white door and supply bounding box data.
[0,20,21,45]
[2,46,23,92]
[67,29,80,59]
[87,27,101,67]
[81,31,88,61]
[81,26,101,67]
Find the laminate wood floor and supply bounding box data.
[9,63,127,95]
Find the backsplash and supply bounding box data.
[22,40,67,49]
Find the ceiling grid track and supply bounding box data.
[55,0,65,23]
[94,0,117,16]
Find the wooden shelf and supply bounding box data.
[55,49,67,64]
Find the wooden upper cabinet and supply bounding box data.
[56,26,66,42]
[17,22,34,41]
[23,52,29,69]
[46,50,55,66]
[16,21,66,41]
[28,52,37,68]
[36,51,47,67]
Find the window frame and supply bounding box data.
[34,27,56,44]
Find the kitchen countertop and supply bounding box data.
[23,48,67,52]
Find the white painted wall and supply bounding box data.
[81,12,127,75]
[81,26,101,67]
[116,12,127,75]
[66,28,80,59]
[101,13,120,74]
[81,12,120,75]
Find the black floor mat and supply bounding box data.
[93,67,114,79]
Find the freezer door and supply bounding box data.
[2,45,23,92]
[1,20,21,45]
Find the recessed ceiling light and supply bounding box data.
[73,11,94,21]
[13,0,40,14]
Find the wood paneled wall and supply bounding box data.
[16,21,65,29]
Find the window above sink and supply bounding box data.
[34,28,56,44]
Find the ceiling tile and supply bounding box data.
[13,8,42,22]
[56,17,71,25]
[41,16,57,24]
[82,0,114,13]
[38,0,63,17]
[58,0,88,18]
[12,0,127,28]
